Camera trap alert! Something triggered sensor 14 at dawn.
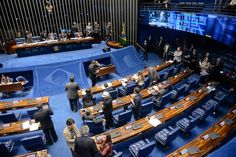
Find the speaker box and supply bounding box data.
[102,47,110,52]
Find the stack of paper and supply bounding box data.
[101,85,105,89]
[82,90,86,95]
[22,121,30,129]
[13,100,19,104]
[107,82,112,87]
[148,118,162,127]
[30,123,40,131]
[36,97,42,101]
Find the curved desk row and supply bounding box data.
[93,83,216,144]
[80,70,192,118]
[167,104,236,157]
[78,61,173,98]
[0,96,49,112]
[15,149,48,157]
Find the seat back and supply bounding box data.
[85,120,104,134]
[168,126,180,143]
[138,141,156,157]
[175,63,183,73]
[126,83,136,95]
[20,135,46,151]
[140,102,153,118]
[117,110,132,125]
[144,76,150,88]
[187,79,196,92]
[176,84,187,98]
[108,89,118,100]
[160,92,172,107]
[27,108,39,119]
[0,113,19,123]
[0,140,14,157]
[168,67,175,77]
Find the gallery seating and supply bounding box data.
[113,110,132,126]
[0,113,22,123]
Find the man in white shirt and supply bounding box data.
[173,47,182,64]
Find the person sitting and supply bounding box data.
[86,22,93,37]
[1,74,7,84]
[146,66,159,85]
[173,47,182,64]
[152,84,165,103]
[199,57,211,76]
[63,118,81,157]
[97,134,113,157]
[82,89,95,108]
[134,72,145,89]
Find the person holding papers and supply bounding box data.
[146,66,159,85]
[34,104,58,145]
[131,87,143,120]
[102,91,113,129]
[152,84,165,104]
[135,72,145,89]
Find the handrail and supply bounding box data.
[136,42,146,52]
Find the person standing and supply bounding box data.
[102,91,113,129]
[89,61,98,87]
[162,43,171,61]
[146,66,159,85]
[105,22,112,42]
[82,88,95,108]
[131,87,142,120]
[63,118,80,157]
[34,104,58,145]
[74,125,98,157]
[173,47,183,64]
[65,76,80,112]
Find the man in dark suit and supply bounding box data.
[102,91,113,129]
[82,88,95,108]
[74,125,98,157]
[131,87,142,120]
[34,104,58,145]
[65,76,80,112]
[89,61,98,87]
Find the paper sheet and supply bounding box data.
[22,121,30,129]
[30,123,40,131]
[82,90,86,95]
[148,118,161,127]
[36,97,42,101]
[13,100,19,104]
[107,82,112,87]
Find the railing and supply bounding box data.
[140,2,236,16]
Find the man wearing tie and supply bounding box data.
[131,87,142,120]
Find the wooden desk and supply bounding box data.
[0,82,24,93]
[93,83,216,144]
[167,104,236,157]
[96,65,116,77]
[0,96,49,112]
[106,41,124,49]
[15,149,48,157]
[78,61,173,98]
[0,119,40,136]
[11,37,94,51]
[80,70,192,118]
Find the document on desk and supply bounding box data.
[22,121,30,129]
[30,123,40,131]
[82,90,86,95]
[148,118,162,127]
[107,82,112,87]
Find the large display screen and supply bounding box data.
[149,10,236,47]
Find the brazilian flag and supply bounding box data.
[120,23,128,46]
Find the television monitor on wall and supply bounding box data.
[148,10,236,47]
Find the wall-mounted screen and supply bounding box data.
[148,10,236,47]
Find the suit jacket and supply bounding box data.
[132,93,142,111]
[89,64,97,79]
[82,93,94,107]
[74,135,98,157]
[34,108,54,130]
[103,96,113,116]
[148,67,158,83]
[63,124,81,150]
[65,82,80,99]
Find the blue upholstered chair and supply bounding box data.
[113,110,132,126]
[176,115,200,132]
[152,92,172,108]
[108,89,118,100]
[204,99,219,110]
[192,108,207,120]
[20,134,46,151]
[118,82,136,96]
[129,139,156,157]
[155,126,180,146]
[175,84,187,99]
[112,150,123,157]
[0,140,15,157]
[213,91,227,104]
[168,67,175,77]
[144,76,150,88]
[139,102,153,118]
[27,108,39,119]
[175,63,183,73]
[84,119,104,134]
[186,79,197,92]
[0,113,21,123]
